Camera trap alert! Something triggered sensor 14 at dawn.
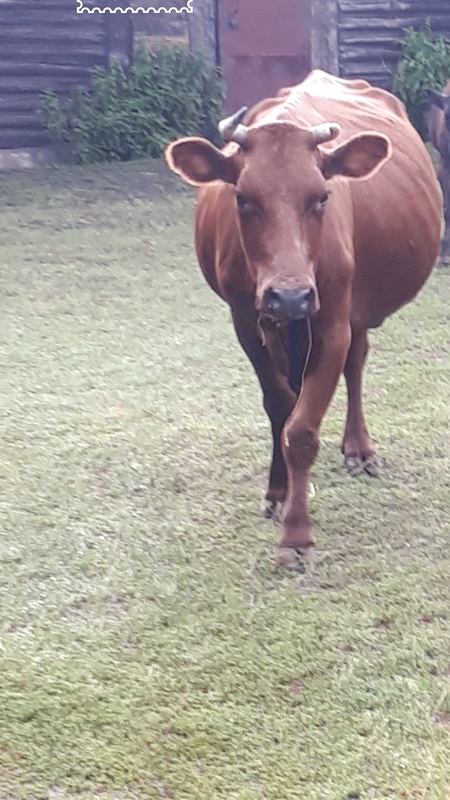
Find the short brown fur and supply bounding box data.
[165,70,442,562]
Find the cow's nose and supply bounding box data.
[262,286,316,320]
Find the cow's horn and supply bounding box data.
[311,122,341,145]
[218,106,249,144]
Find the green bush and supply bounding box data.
[40,45,224,164]
[394,23,450,140]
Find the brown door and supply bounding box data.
[218,0,311,113]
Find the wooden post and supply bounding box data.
[104,2,134,72]
[310,0,339,75]
[187,0,217,68]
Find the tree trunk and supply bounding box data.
[187,0,217,68]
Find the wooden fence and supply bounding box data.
[313,0,450,89]
[0,0,132,150]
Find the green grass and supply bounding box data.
[0,159,450,800]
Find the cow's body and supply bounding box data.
[427,80,450,259]
[166,70,442,567]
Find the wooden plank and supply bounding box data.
[0,96,41,111]
[0,129,49,148]
[339,1,395,11]
[339,15,450,31]
[0,0,79,10]
[0,9,89,23]
[0,76,93,93]
[339,45,401,63]
[340,29,411,43]
[0,25,105,40]
[0,57,103,73]
[0,0,78,6]
[0,46,105,65]
[339,0,449,10]
[0,62,103,78]
[0,112,43,129]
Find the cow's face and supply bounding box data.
[166,119,390,321]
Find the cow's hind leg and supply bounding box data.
[231,308,296,518]
[342,327,379,476]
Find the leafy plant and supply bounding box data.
[40,44,224,164]
[394,22,450,140]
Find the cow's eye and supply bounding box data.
[236,192,253,213]
[314,192,330,214]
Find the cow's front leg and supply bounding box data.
[231,307,296,518]
[277,321,351,568]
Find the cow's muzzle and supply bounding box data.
[261,286,318,320]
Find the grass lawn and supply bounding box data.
[0,159,450,800]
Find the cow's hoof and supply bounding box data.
[260,498,284,521]
[345,453,380,477]
[275,545,316,572]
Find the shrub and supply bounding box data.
[394,22,450,140]
[41,44,224,164]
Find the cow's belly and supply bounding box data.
[348,157,442,329]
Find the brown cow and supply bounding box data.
[427,81,450,259]
[165,70,442,569]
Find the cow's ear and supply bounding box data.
[426,88,446,110]
[165,137,239,186]
[323,132,391,180]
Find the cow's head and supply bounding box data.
[165,108,391,321]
